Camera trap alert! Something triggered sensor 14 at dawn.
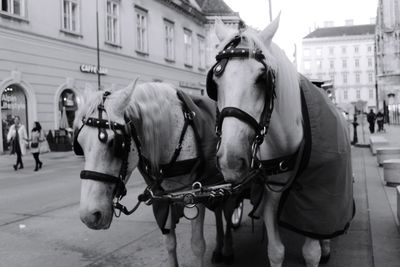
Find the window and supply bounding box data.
[106,0,120,44]
[329,47,334,55]
[316,60,322,69]
[136,8,148,53]
[304,60,311,70]
[356,89,361,99]
[368,57,373,67]
[355,59,360,68]
[303,49,310,57]
[183,29,193,66]
[344,89,348,100]
[368,72,373,83]
[329,73,335,82]
[198,35,206,70]
[343,73,348,84]
[341,46,347,54]
[342,59,347,68]
[368,45,372,52]
[62,0,80,33]
[369,89,374,99]
[164,19,175,61]
[355,73,360,83]
[329,60,334,69]
[1,0,25,17]
[354,46,359,53]
[316,48,322,57]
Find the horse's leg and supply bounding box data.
[191,204,206,267]
[302,237,321,267]
[212,206,225,263]
[319,239,331,263]
[165,229,179,267]
[263,189,285,267]
[222,200,235,264]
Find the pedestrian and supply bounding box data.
[367,109,376,134]
[29,121,44,171]
[376,110,385,132]
[7,116,28,170]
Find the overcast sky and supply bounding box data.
[224,0,378,62]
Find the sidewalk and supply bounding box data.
[351,123,400,267]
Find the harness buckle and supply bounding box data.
[184,111,196,120]
[279,160,289,172]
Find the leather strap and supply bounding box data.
[80,170,127,198]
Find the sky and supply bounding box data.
[224,0,378,62]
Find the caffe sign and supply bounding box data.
[80,64,108,75]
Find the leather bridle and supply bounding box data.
[74,91,140,206]
[210,36,276,169]
[208,35,299,192]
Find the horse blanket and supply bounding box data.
[276,76,354,239]
[144,90,223,234]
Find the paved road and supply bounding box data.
[0,135,399,267]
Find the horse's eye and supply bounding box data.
[255,72,267,85]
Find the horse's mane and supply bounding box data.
[126,82,177,171]
[218,29,302,122]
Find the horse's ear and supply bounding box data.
[259,12,281,46]
[125,78,139,98]
[214,18,236,41]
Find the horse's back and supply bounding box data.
[278,76,354,239]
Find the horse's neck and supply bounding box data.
[260,101,304,160]
[135,96,198,165]
[164,105,198,163]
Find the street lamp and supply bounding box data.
[96,0,101,91]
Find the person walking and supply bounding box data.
[7,116,28,170]
[367,109,376,134]
[29,121,44,171]
[376,111,385,132]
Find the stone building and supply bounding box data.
[376,0,400,124]
[0,0,240,152]
[301,22,376,116]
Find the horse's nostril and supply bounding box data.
[92,210,102,224]
[237,157,247,171]
[216,156,221,171]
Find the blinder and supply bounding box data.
[206,37,271,101]
[73,117,127,159]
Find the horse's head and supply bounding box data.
[209,15,303,184]
[75,81,139,229]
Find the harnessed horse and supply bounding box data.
[75,81,242,266]
[207,16,354,267]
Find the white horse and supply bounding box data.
[76,82,239,266]
[208,15,354,267]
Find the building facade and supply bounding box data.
[376,0,400,124]
[0,0,240,152]
[301,23,376,116]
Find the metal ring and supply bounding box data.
[192,182,202,190]
[279,161,289,172]
[183,193,196,208]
